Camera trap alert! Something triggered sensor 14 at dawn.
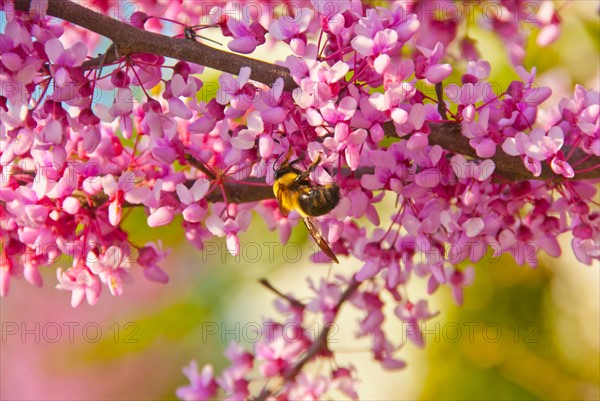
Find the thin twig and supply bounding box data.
[258,278,305,309]
[254,277,361,401]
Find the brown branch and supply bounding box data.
[184,153,216,180]
[71,167,373,208]
[254,277,361,401]
[14,0,600,182]
[435,82,448,120]
[420,122,599,181]
[205,181,273,203]
[13,0,295,90]
[84,180,273,207]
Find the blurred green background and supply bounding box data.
[1,1,598,400]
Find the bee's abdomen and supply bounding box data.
[298,184,340,217]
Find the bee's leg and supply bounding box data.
[288,150,305,167]
[307,153,322,172]
[294,153,322,182]
[273,147,292,172]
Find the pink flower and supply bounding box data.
[294,58,349,108]
[205,210,251,256]
[108,88,134,117]
[550,153,574,178]
[44,37,87,98]
[45,38,87,66]
[255,322,309,377]
[355,28,398,56]
[0,258,15,297]
[217,67,255,111]
[23,259,43,288]
[572,237,600,265]
[415,42,452,84]
[286,373,329,401]
[466,60,491,81]
[459,105,499,158]
[223,343,253,373]
[269,8,312,41]
[445,266,475,306]
[56,266,102,308]
[137,242,170,284]
[536,1,561,47]
[307,278,343,324]
[253,77,287,125]
[269,8,312,54]
[230,111,264,150]
[140,99,178,140]
[395,300,438,347]
[226,18,266,54]
[360,147,398,191]
[147,179,176,228]
[215,343,253,400]
[331,367,359,400]
[318,96,357,125]
[102,172,151,226]
[171,65,203,98]
[353,290,385,336]
[526,127,564,160]
[86,245,132,296]
[147,206,175,227]
[176,179,210,222]
[502,126,573,177]
[324,126,367,171]
[254,200,296,245]
[176,361,218,401]
[512,66,552,107]
[369,82,415,117]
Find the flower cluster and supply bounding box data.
[1,0,598,399]
[177,276,363,400]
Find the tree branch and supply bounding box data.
[13,0,295,90]
[14,0,600,182]
[81,180,274,207]
[205,181,273,203]
[422,122,599,181]
[254,277,361,401]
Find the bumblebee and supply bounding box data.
[273,151,340,264]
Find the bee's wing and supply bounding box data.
[276,185,292,216]
[302,217,339,264]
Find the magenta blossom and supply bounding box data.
[55,265,102,308]
[395,300,439,347]
[86,245,133,297]
[415,42,452,84]
[269,8,312,55]
[176,361,218,401]
[502,126,573,177]
[102,172,152,226]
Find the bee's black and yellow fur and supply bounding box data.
[273,151,340,263]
